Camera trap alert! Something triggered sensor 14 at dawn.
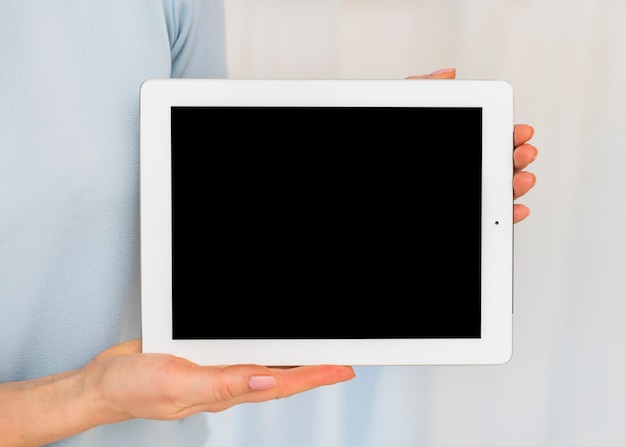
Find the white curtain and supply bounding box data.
[205,1,626,446]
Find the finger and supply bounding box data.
[513,143,538,171]
[188,364,355,412]
[406,67,456,80]
[513,204,530,224]
[513,171,536,200]
[270,365,356,399]
[514,124,534,147]
[229,365,355,404]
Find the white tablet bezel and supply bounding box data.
[139,78,514,366]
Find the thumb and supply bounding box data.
[406,67,456,80]
[94,338,142,359]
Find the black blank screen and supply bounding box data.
[171,107,482,339]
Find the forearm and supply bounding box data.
[0,369,107,447]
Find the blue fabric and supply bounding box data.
[0,1,226,445]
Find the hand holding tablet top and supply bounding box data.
[139,78,515,366]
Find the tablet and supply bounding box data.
[139,78,514,366]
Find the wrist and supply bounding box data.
[77,359,134,428]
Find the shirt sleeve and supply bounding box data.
[163,0,228,78]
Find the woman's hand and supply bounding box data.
[511,123,537,223]
[407,68,537,223]
[85,339,355,423]
[1,338,355,446]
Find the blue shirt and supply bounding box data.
[0,1,226,445]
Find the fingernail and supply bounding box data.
[430,67,455,75]
[248,375,276,390]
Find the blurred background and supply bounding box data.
[204,0,626,446]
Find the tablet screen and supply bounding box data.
[171,106,482,339]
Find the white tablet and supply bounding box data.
[139,78,514,366]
